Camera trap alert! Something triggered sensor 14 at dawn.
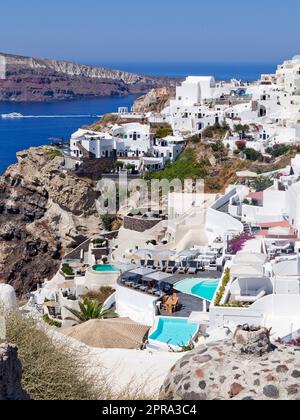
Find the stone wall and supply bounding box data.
[123,216,161,233]
[160,326,300,400]
[0,344,28,400]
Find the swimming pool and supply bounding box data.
[92,264,119,273]
[174,278,220,301]
[149,317,199,347]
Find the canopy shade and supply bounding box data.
[234,252,267,265]
[64,318,150,349]
[143,271,173,282]
[231,264,264,278]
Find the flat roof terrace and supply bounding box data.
[119,270,220,318]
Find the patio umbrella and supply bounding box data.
[64,318,150,349]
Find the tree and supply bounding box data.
[113,161,124,169]
[266,144,291,158]
[156,126,173,138]
[234,124,249,139]
[65,298,117,325]
[125,163,136,172]
[254,177,273,192]
[244,148,262,161]
[101,213,115,231]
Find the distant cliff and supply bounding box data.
[0,53,178,101]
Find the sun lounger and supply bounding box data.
[146,260,155,269]
[157,260,167,271]
[165,261,177,274]
[125,281,134,288]
[187,261,198,274]
[177,261,188,274]
[139,285,148,292]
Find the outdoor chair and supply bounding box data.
[146,260,155,269]
[165,261,177,274]
[157,260,167,271]
[177,261,188,274]
[187,261,198,274]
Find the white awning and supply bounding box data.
[234,252,267,265]
[231,264,264,278]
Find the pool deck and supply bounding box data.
[161,272,220,318]
[119,269,220,319]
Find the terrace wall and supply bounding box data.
[123,216,161,233]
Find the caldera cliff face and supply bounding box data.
[0,147,101,294]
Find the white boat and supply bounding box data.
[1,112,23,119]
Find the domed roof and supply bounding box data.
[0,284,17,310]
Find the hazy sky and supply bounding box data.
[1,0,300,64]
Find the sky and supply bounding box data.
[1,0,300,64]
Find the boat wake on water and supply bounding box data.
[1,113,102,119]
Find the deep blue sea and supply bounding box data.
[94,62,278,80]
[0,62,277,174]
[0,96,138,174]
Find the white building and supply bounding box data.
[69,122,184,173]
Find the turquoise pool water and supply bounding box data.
[174,278,219,301]
[92,264,119,272]
[149,317,198,346]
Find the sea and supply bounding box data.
[0,62,277,174]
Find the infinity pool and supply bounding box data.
[174,278,219,301]
[92,264,119,272]
[149,317,199,346]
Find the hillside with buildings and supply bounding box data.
[2,56,300,401]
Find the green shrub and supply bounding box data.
[254,176,273,192]
[100,214,116,231]
[156,126,173,138]
[214,268,230,306]
[47,148,63,160]
[61,264,74,277]
[244,148,262,161]
[148,149,211,181]
[43,314,62,328]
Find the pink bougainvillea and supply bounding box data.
[276,337,300,348]
[230,233,255,255]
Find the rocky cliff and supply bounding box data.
[0,147,101,294]
[0,53,178,101]
[132,87,176,113]
[0,344,28,400]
